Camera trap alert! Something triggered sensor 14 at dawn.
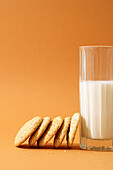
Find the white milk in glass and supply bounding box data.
[80,81,113,139]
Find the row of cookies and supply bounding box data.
[14,113,80,148]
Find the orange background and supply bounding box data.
[0,0,113,169]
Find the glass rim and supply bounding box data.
[79,45,113,49]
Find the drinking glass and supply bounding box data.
[79,46,113,150]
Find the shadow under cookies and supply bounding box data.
[18,143,81,150]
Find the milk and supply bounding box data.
[80,81,113,139]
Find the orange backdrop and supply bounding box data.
[0,0,113,169]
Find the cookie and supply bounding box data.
[67,113,80,148]
[29,117,51,146]
[38,116,63,147]
[14,116,43,146]
[54,117,71,148]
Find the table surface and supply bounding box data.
[1,133,113,170]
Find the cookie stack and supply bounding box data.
[14,113,80,148]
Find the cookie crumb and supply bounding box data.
[47,151,53,154]
[64,150,67,153]
[50,151,53,154]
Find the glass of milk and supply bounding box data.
[79,46,113,150]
